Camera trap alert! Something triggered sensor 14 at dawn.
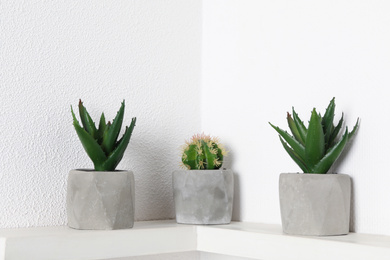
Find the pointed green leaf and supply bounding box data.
[348,118,359,140]
[78,100,97,139]
[97,112,106,142]
[78,100,88,130]
[101,121,111,154]
[322,97,335,147]
[101,117,136,171]
[279,136,310,173]
[292,108,307,144]
[287,112,304,145]
[269,122,305,159]
[102,101,125,154]
[305,109,325,168]
[312,128,349,173]
[71,107,107,169]
[328,113,344,148]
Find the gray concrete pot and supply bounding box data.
[279,173,351,236]
[67,169,135,230]
[173,169,234,225]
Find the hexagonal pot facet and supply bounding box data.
[67,169,135,230]
[279,173,351,236]
[173,169,234,225]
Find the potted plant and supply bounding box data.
[67,100,136,230]
[269,98,359,236]
[172,134,234,225]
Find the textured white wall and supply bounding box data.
[202,0,390,236]
[3,0,390,238]
[0,0,201,227]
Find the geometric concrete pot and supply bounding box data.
[279,173,351,236]
[173,169,234,225]
[66,169,135,230]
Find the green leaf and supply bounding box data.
[305,109,325,169]
[292,108,307,144]
[312,128,349,173]
[348,118,360,140]
[97,113,106,143]
[279,136,309,173]
[269,122,305,160]
[71,107,107,169]
[328,113,344,148]
[287,112,304,145]
[78,100,97,139]
[322,97,335,147]
[102,117,136,171]
[102,101,125,154]
[71,105,79,126]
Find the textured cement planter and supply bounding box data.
[173,169,234,225]
[279,173,351,236]
[67,169,135,230]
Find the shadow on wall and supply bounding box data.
[223,147,241,221]
[349,178,356,232]
[126,134,177,221]
[330,129,360,233]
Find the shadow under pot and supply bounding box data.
[279,173,351,236]
[67,169,135,230]
[173,169,234,225]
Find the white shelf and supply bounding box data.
[0,221,196,260]
[1,220,390,260]
[197,222,390,260]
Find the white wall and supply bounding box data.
[2,0,390,238]
[0,0,202,227]
[202,0,390,236]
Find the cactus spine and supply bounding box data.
[181,134,227,170]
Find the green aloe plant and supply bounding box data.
[269,98,359,174]
[71,100,136,171]
[181,133,227,170]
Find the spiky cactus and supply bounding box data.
[71,100,136,171]
[181,134,227,170]
[269,98,359,174]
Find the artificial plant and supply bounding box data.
[71,100,136,171]
[181,133,227,170]
[269,98,359,174]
